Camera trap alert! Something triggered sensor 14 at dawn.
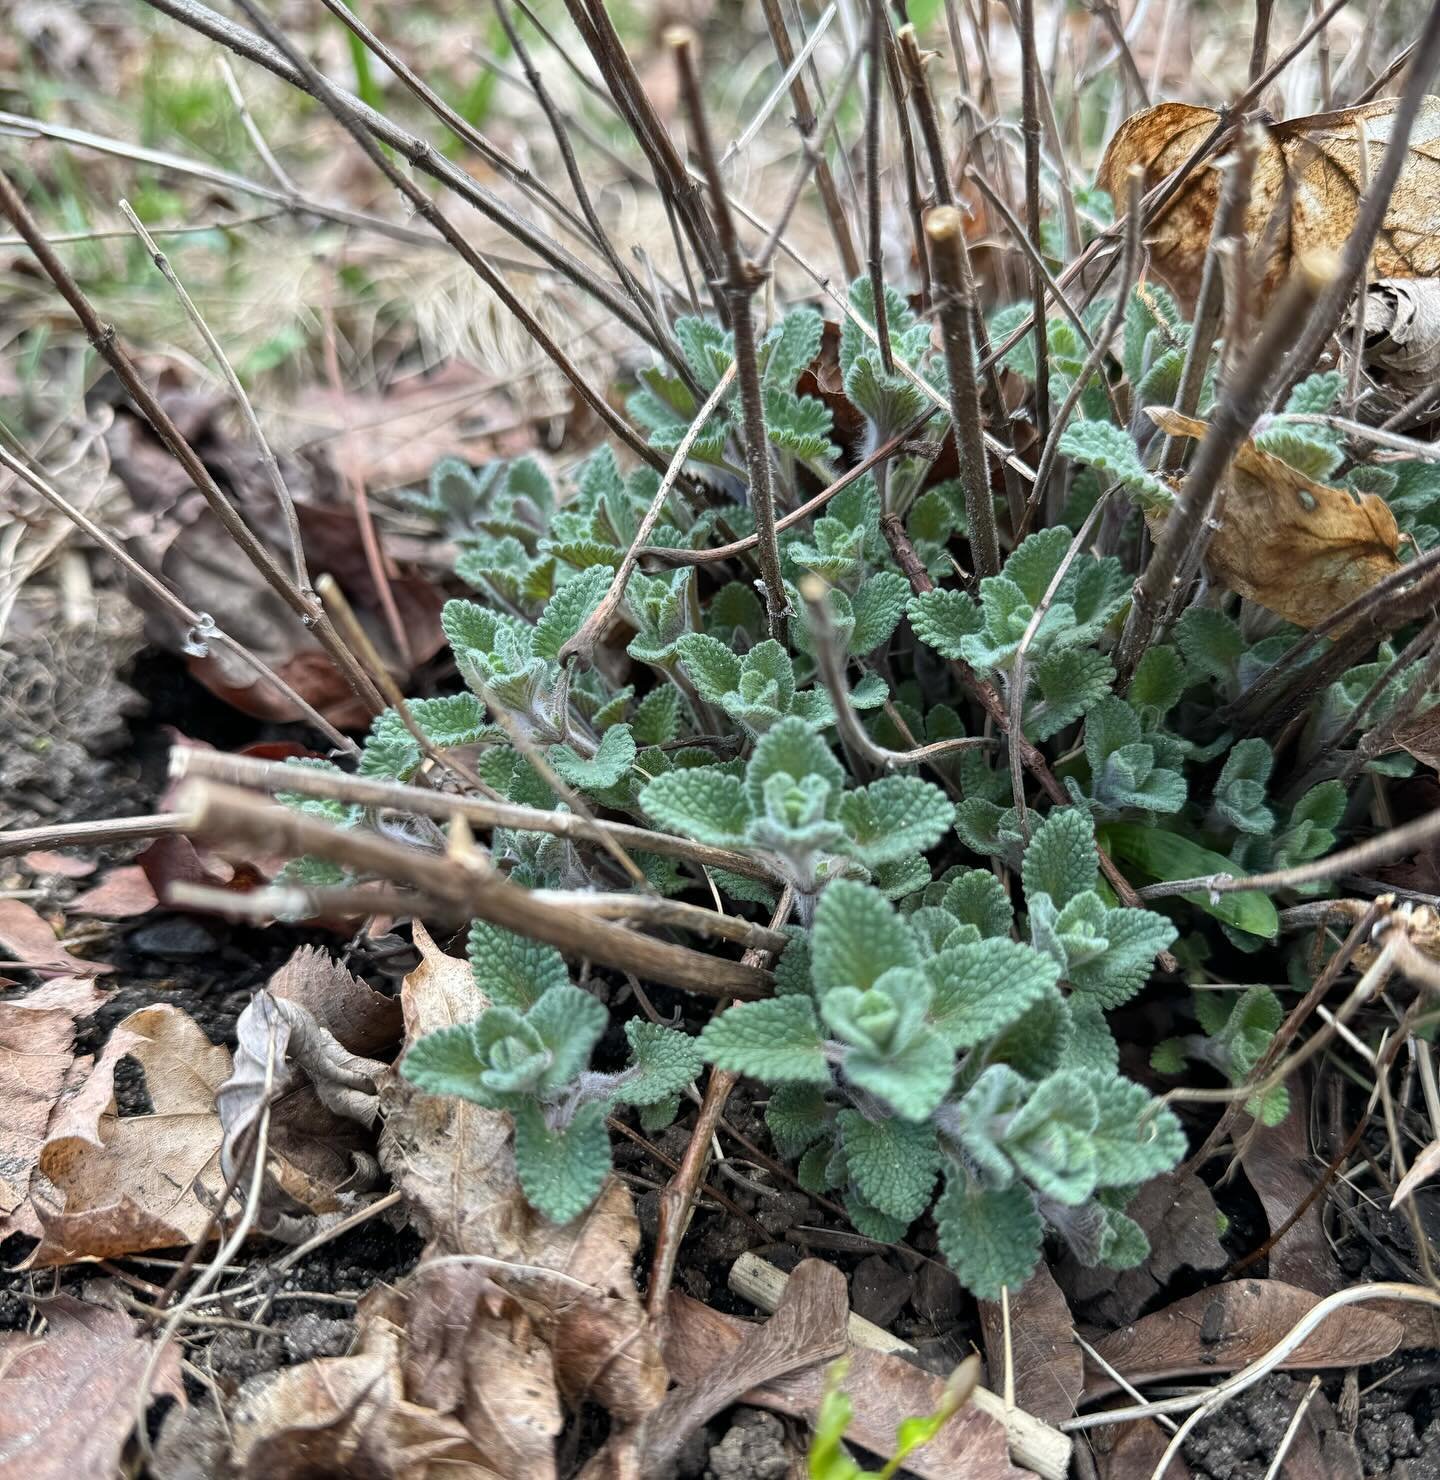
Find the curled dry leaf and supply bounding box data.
[0,898,114,977]
[0,1295,185,1480]
[1084,1278,1404,1394]
[228,1301,498,1479]
[1147,408,1402,630]
[661,1290,1029,1480]
[1347,277,1440,404]
[216,987,388,1237]
[1099,98,1440,312]
[27,1004,229,1267]
[26,997,375,1267]
[978,1261,1084,1424]
[267,942,402,1058]
[0,977,105,1241]
[378,923,666,1423]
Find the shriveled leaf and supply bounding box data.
[1099,97,1440,312]
[1146,409,1402,632]
[1087,1279,1403,1388]
[0,979,106,1240]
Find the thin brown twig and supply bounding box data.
[228,0,672,479]
[117,199,309,594]
[925,206,999,581]
[648,887,795,1318]
[1018,0,1050,447]
[759,0,860,280]
[1114,251,1339,682]
[139,0,669,351]
[864,0,895,376]
[0,812,189,859]
[671,27,789,639]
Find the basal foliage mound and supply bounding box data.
[274,274,1438,1298]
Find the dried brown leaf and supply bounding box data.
[1147,408,1402,630]
[637,1258,849,1476]
[390,1265,563,1479]
[1085,1279,1403,1393]
[378,924,666,1423]
[0,898,114,977]
[27,1004,229,1266]
[978,1262,1084,1423]
[267,943,402,1058]
[230,1307,500,1479]
[1239,1078,1337,1295]
[68,865,159,919]
[0,978,105,1240]
[1099,98,1440,312]
[661,1292,1029,1480]
[0,1295,184,1480]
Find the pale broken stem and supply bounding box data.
[0,445,357,754]
[168,746,773,881]
[177,781,771,999]
[730,1252,1072,1480]
[526,889,789,953]
[118,200,309,594]
[561,363,736,668]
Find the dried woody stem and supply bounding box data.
[177,780,772,1000]
[758,0,860,280]
[863,0,895,376]
[0,167,387,720]
[168,746,774,882]
[1018,0,1050,446]
[1114,250,1339,683]
[924,209,999,582]
[648,886,795,1318]
[670,27,790,639]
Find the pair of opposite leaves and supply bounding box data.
[1099,95,1440,314]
